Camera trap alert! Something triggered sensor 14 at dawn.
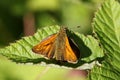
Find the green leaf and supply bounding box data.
[0,25,103,69]
[89,0,120,79]
[89,61,120,80]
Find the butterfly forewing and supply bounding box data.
[32,34,57,58]
[65,36,79,62]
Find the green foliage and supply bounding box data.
[1,0,120,80]
[89,0,120,79]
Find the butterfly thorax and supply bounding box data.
[54,28,67,60]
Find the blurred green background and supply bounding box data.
[0,0,104,47]
[0,0,104,80]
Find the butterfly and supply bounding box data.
[32,27,80,63]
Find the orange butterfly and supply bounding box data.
[32,27,80,63]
